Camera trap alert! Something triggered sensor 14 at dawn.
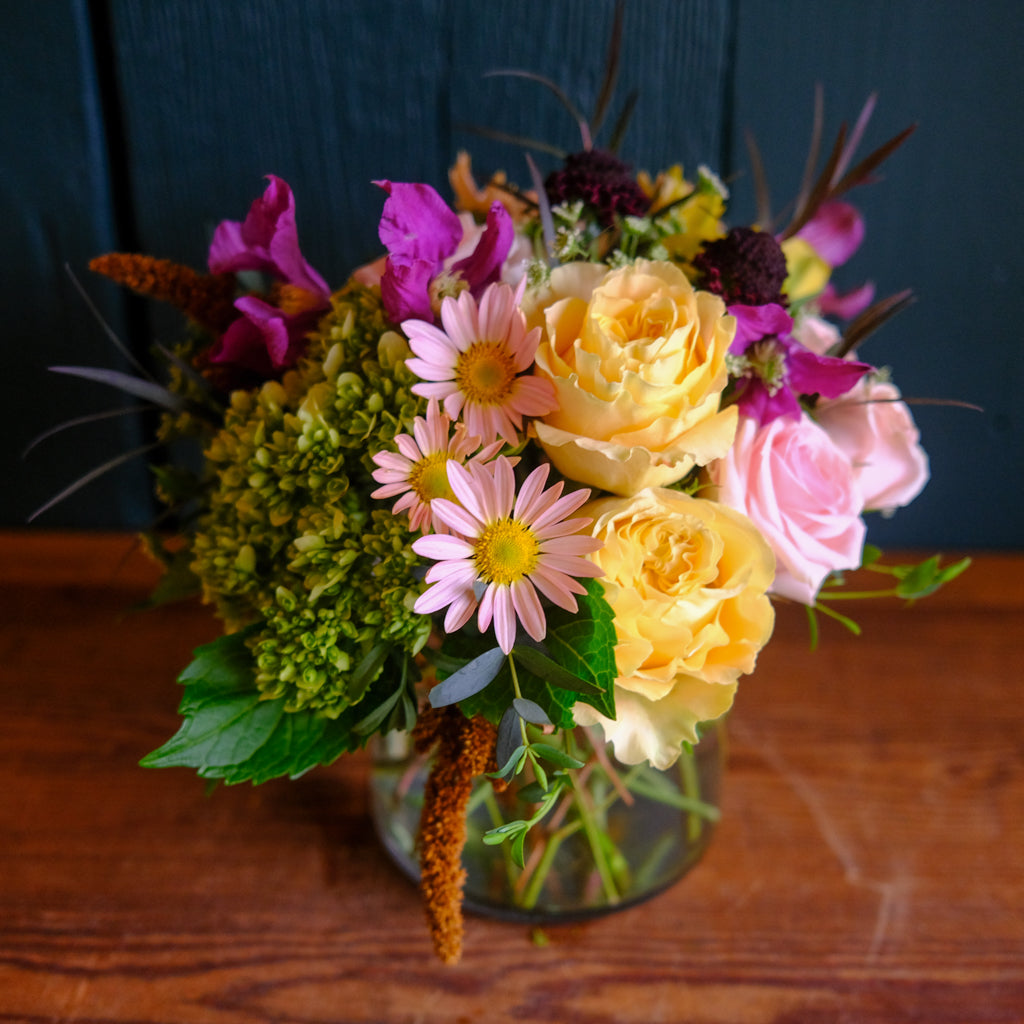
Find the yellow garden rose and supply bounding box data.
[523,259,737,496]
[573,488,775,769]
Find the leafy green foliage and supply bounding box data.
[451,578,618,729]
[809,549,972,648]
[141,628,415,785]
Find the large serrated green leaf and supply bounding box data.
[143,629,414,785]
[141,692,285,769]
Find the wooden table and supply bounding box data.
[2,532,1021,1022]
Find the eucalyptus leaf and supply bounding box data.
[429,646,506,707]
[496,705,522,771]
[531,743,586,771]
[512,697,551,726]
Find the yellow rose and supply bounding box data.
[523,259,737,496]
[574,488,775,769]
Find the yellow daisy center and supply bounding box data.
[408,452,455,504]
[454,342,517,406]
[473,518,540,586]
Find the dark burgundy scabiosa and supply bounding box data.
[545,149,650,227]
[693,226,789,307]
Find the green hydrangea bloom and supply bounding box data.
[189,282,428,717]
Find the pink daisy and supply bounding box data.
[412,457,603,654]
[370,399,504,534]
[403,279,558,447]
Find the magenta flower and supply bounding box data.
[374,180,513,323]
[412,458,603,654]
[207,175,330,375]
[728,303,872,424]
[796,201,874,319]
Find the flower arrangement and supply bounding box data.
[40,36,970,965]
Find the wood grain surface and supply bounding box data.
[1,532,1021,1022]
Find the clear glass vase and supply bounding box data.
[369,722,724,922]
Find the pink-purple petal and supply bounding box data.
[451,201,514,293]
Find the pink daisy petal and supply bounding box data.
[411,380,460,404]
[444,591,478,634]
[425,559,477,587]
[529,563,586,612]
[446,462,491,523]
[407,357,457,382]
[538,534,602,556]
[477,583,496,632]
[509,374,558,416]
[415,574,475,615]
[491,457,517,518]
[533,516,596,541]
[413,533,475,561]
[491,585,517,654]
[513,463,551,521]
[393,434,422,462]
[430,497,483,537]
[510,579,546,643]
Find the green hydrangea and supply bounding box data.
[189,282,428,717]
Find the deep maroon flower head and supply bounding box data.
[694,227,789,306]
[544,149,649,227]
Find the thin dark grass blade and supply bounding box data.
[28,440,163,522]
[153,343,223,420]
[590,0,625,140]
[65,264,155,382]
[831,124,916,199]
[49,365,186,412]
[607,89,638,155]
[744,128,772,228]
[832,93,877,184]
[453,122,566,159]
[484,69,590,148]
[525,152,557,263]
[781,122,847,239]
[792,84,825,226]
[22,403,153,457]
[837,289,916,356]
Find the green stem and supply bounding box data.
[817,588,898,600]
[678,747,703,845]
[569,765,620,905]
[521,818,583,909]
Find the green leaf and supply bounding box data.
[429,646,507,707]
[861,543,883,567]
[894,555,941,598]
[453,578,618,730]
[531,743,585,771]
[511,643,602,695]
[142,629,407,785]
[512,697,551,726]
[542,578,618,720]
[495,705,522,770]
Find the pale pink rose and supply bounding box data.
[815,378,930,513]
[791,312,841,356]
[708,414,865,605]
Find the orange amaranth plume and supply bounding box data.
[89,253,238,334]
[412,706,499,964]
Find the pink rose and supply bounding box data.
[791,312,841,356]
[708,414,865,605]
[815,378,930,514]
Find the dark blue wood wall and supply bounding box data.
[7,0,1022,548]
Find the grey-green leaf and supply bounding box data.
[429,646,507,707]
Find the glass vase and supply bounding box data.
[369,722,724,922]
